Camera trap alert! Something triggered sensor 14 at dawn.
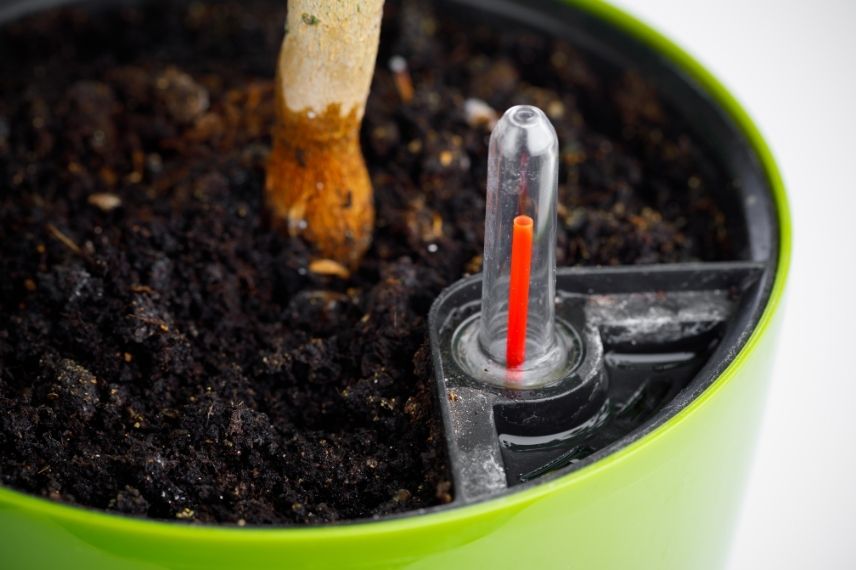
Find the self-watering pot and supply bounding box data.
[0,0,790,568]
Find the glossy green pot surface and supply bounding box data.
[0,0,791,568]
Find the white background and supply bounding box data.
[611,1,856,568]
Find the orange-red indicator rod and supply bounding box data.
[506,215,533,369]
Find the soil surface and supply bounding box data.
[0,0,733,524]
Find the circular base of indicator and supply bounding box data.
[452,313,583,389]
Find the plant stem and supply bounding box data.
[266,0,385,269]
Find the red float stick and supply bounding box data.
[506,215,533,369]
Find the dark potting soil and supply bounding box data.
[0,0,735,524]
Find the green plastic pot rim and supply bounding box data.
[0,0,792,541]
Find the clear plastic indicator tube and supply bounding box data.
[453,105,571,388]
[479,105,560,369]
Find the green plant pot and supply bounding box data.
[0,0,790,568]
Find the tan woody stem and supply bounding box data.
[266,0,384,269]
